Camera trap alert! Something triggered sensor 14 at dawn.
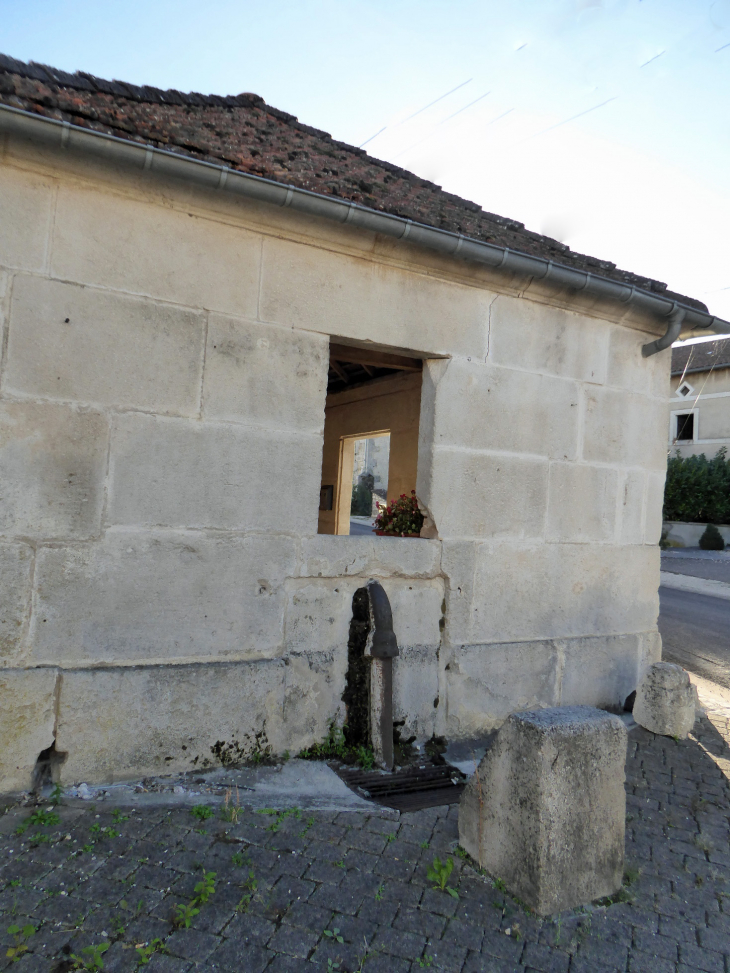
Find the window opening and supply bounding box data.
[676,381,694,398]
[317,342,424,535]
[675,412,694,442]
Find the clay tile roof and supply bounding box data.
[671,338,730,376]
[0,54,705,309]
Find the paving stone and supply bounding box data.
[164,927,220,962]
[301,859,345,885]
[141,954,193,973]
[424,937,469,971]
[464,952,525,973]
[357,952,412,973]
[628,949,678,973]
[373,925,427,960]
[267,922,319,958]
[678,941,726,972]
[633,928,679,959]
[208,938,270,972]
[442,916,484,952]
[281,899,332,932]
[521,941,570,973]
[262,954,312,973]
[394,905,447,939]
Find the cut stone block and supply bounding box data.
[0,668,58,793]
[633,662,696,739]
[458,705,627,915]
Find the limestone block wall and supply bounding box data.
[418,297,669,738]
[0,136,670,790]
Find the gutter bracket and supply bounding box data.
[642,304,685,358]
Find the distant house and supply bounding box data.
[0,54,727,792]
[669,338,730,456]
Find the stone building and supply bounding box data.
[0,55,727,791]
[668,338,730,457]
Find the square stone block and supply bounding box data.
[56,660,287,783]
[459,706,627,914]
[0,165,54,272]
[0,667,58,793]
[4,275,205,414]
[0,542,33,664]
[0,402,108,539]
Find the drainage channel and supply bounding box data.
[332,761,467,813]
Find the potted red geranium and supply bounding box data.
[373,491,424,537]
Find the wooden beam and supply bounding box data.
[329,343,422,372]
[330,360,350,384]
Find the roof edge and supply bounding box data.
[2,103,727,345]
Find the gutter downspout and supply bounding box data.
[641,305,685,358]
[2,103,727,353]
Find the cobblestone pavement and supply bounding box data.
[1,712,729,973]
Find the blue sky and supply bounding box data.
[2,0,729,323]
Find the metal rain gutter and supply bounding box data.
[1,103,727,356]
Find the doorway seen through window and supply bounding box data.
[350,434,391,536]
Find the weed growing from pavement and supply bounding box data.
[427,856,459,898]
[190,804,214,821]
[192,871,216,906]
[324,926,345,944]
[298,721,377,770]
[6,923,35,962]
[236,869,258,912]
[173,869,217,928]
[256,807,301,832]
[89,824,119,840]
[172,902,199,929]
[299,815,316,837]
[221,787,242,823]
[135,938,166,965]
[70,942,109,970]
[15,808,60,836]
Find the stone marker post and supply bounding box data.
[633,662,696,738]
[459,706,628,915]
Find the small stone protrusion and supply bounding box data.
[633,662,696,739]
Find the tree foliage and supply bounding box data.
[663,448,730,524]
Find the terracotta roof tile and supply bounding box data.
[0,54,705,309]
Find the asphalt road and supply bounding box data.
[659,585,730,688]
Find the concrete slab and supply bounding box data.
[37,758,383,814]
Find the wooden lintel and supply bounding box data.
[329,343,422,372]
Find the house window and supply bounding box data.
[673,412,695,442]
[317,342,423,535]
[676,381,694,398]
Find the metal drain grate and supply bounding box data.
[333,762,467,812]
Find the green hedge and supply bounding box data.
[663,448,730,524]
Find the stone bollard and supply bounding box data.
[633,662,696,739]
[458,706,627,915]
